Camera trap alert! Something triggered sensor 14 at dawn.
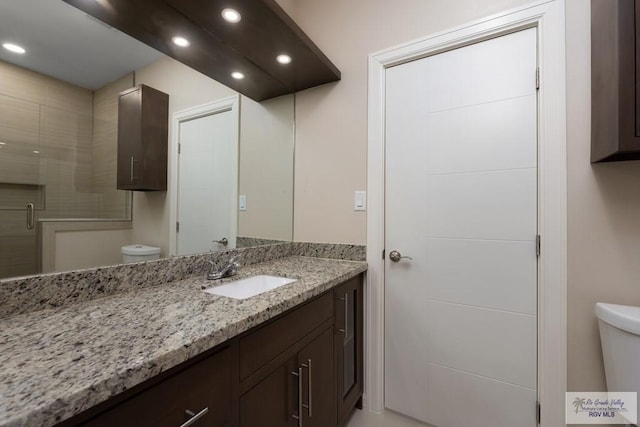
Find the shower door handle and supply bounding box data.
[26,203,34,230]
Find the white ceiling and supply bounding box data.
[0,0,163,89]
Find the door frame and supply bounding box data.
[169,95,240,256]
[366,1,567,425]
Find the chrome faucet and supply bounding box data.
[207,255,240,280]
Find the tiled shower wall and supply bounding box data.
[0,60,131,278]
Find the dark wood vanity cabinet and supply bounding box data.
[334,276,364,426]
[62,345,233,427]
[591,0,640,162]
[235,276,364,427]
[117,84,169,190]
[57,275,364,427]
[238,292,336,427]
[240,327,335,427]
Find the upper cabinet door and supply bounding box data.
[591,0,640,162]
[117,85,168,191]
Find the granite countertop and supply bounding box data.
[0,256,367,427]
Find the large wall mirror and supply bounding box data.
[0,0,294,280]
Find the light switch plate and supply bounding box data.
[354,191,366,211]
[239,195,247,211]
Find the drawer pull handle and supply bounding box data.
[301,359,313,417]
[181,407,208,427]
[291,367,303,426]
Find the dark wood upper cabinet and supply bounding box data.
[117,85,169,191]
[62,0,341,102]
[591,0,640,162]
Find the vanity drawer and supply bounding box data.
[81,347,231,427]
[239,292,333,380]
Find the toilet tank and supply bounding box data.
[595,303,640,396]
[121,244,161,263]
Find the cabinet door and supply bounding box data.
[335,276,363,425]
[82,347,232,426]
[139,84,168,190]
[240,356,298,427]
[298,327,335,427]
[591,0,640,161]
[116,85,168,190]
[117,87,142,188]
[636,0,640,137]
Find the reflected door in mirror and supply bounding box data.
[177,109,237,255]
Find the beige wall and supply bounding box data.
[566,0,640,393]
[286,0,532,244]
[238,95,294,240]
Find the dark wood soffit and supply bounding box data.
[62,0,341,101]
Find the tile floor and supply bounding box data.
[346,408,430,427]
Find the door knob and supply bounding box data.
[213,237,228,246]
[389,250,412,262]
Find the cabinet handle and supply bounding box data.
[301,359,313,417]
[26,203,34,230]
[337,293,348,335]
[291,367,303,426]
[180,407,208,427]
[130,156,135,182]
[344,293,349,338]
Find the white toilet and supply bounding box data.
[121,244,161,264]
[596,302,640,422]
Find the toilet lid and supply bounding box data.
[595,302,640,335]
[121,244,161,256]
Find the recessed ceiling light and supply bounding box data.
[231,71,245,80]
[33,150,40,154]
[2,43,26,54]
[221,8,241,23]
[171,36,190,47]
[276,54,292,65]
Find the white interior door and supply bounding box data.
[177,109,236,255]
[384,28,538,427]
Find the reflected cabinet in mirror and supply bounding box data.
[0,0,294,280]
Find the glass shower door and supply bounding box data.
[0,94,44,279]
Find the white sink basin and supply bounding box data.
[203,275,297,299]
